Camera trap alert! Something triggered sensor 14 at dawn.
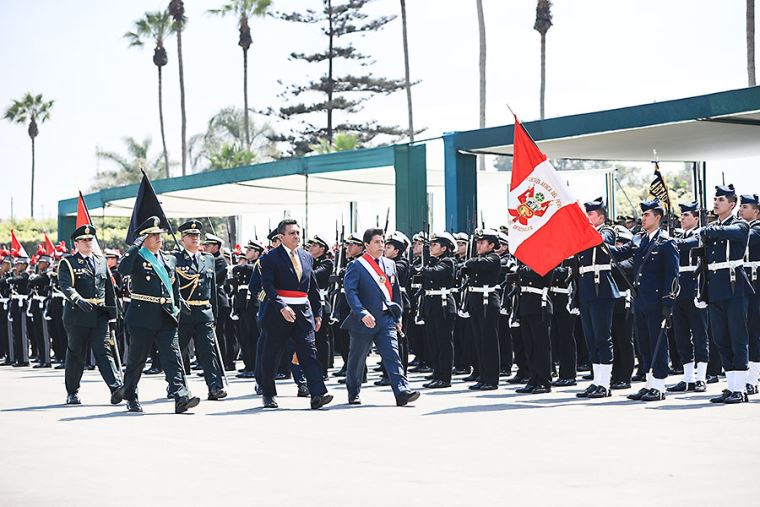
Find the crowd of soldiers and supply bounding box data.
[1,183,758,409]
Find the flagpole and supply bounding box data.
[140,169,181,252]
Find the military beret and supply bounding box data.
[71,224,96,241]
[678,202,699,214]
[136,216,166,236]
[740,194,759,206]
[640,199,664,213]
[430,232,456,251]
[584,197,606,213]
[178,219,203,235]
[203,233,224,246]
[715,184,736,198]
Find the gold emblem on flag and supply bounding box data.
[378,276,386,284]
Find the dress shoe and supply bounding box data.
[506,375,527,385]
[332,366,347,377]
[396,390,420,406]
[166,392,176,399]
[723,391,748,404]
[372,365,384,372]
[54,363,66,369]
[236,371,255,379]
[411,365,432,373]
[374,378,391,387]
[516,384,537,394]
[196,371,205,377]
[424,373,436,380]
[552,378,577,387]
[274,372,289,380]
[33,363,51,368]
[666,381,695,393]
[13,362,30,367]
[262,396,278,408]
[66,393,81,405]
[669,367,684,375]
[85,365,95,370]
[641,388,666,402]
[427,380,451,389]
[610,381,631,390]
[694,380,707,392]
[422,379,439,388]
[208,388,228,400]
[468,382,484,390]
[462,374,480,382]
[126,399,143,412]
[631,372,646,382]
[582,373,594,381]
[710,389,732,403]
[110,387,124,405]
[706,375,720,384]
[576,384,598,398]
[297,384,310,397]
[310,393,333,410]
[479,384,498,391]
[627,388,649,400]
[348,396,361,405]
[746,384,758,396]
[531,385,551,394]
[338,377,347,384]
[577,363,591,372]
[453,367,471,375]
[175,395,201,414]
[587,386,611,398]
[143,367,161,375]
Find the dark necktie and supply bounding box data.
[640,234,650,252]
[87,257,95,273]
[192,254,199,270]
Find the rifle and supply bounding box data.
[695,163,710,304]
[413,220,430,325]
[383,207,391,234]
[457,216,476,317]
[328,221,346,324]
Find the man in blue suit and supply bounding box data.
[341,228,420,406]
[258,219,332,410]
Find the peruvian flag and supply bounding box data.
[10,229,28,258]
[76,190,102,254]
[508,117,601,275]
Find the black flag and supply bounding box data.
[125,171,173,244]
[649,158,673,233]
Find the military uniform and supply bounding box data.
[204,234,235,371]
[233,239,264,377]
[609,230,635,389]
[575,198,619,398]
[0,257,13,364]
[419,232,457,387]
[47,261,68,367]
[57,225,122,404]
[309,235,334,378]
[174,220,227,399]
[386,232,412,374]
[741,194,760,393]
[6,258,31,366]
[698,185,753,403]
[462,229,502,390]
[669,203,710,392]
[117,217,200,413]
[550,257,579,386]
[28,257,53,367]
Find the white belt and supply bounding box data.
[550,287,570,294]
[679,265,698,273]
[238,286,249,292]
[620,289,632,309]
[122,297,131,302]
[707,260,744,271]
[579,264,611,275]
[11,295,28,301]
[425,288,453,297]
[32,295,47,302]
[52,289,65,299]
[400,287,407,293]
[469,285,500,294]
[411,284,422,289]
[520,286,549,307]
[0,297,8,303]
[747,260,760,281]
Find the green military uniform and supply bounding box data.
[117,216,199,413]
[57,224,122,403]
[174,220,226,398]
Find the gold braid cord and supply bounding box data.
[176,269,200,299]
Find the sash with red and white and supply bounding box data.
[357,253,393,305]
[276,290,309,305]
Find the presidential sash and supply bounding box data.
[357,253,393,304]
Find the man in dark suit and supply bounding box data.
[57,224,123,405]
[117,216,200,414]
[203,234,235,371]
[258,219,332,409]
[341,228,420,406]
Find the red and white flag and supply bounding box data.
[507,117,601,275]
[76,190,102,255]
[43,231,56,256]
[10,229,28,258]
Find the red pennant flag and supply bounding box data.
[10,229,29,258]
[507,117,602,275]
[43,232,55,256]
[75,191,102,254]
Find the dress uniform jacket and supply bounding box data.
[58,252,117,326]
[174,250,218,324]
[118,245,181,329]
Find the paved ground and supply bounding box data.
[1,360,759,506]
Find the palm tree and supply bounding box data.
[169,0,189,175]
[4,93,54,217]
[400,0,415,142]
[749,0,756,86]
[92,137,168,190]
[476,0,486,171]
[534,0,553,119]
[209,0,272,148]
[125,10,175,178]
